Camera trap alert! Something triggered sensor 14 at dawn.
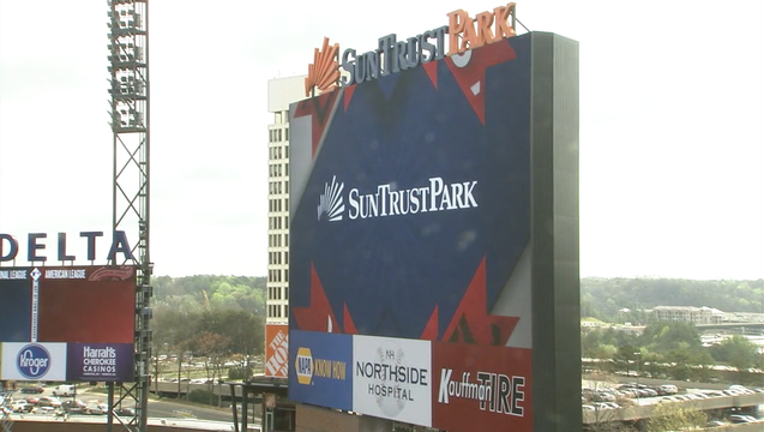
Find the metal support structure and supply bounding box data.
[107,1,152,431]
[0,390,13,432]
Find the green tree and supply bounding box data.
[710,335,762,372]
[646,401,706,432]
[640,322,702,354]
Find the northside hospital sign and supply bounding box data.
[305,2,518,95]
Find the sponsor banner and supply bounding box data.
[265,324,289,378]
[288,330,353,411]
[352,335,431,427]
[1,342,67,381]
[431,342,532,432]
[66,343,134,382]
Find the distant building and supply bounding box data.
[265,75,306,326]
[652,306,724,324]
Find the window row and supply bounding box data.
[268,285,289,300]
[269,233,289,248]
[269,198,289,213]
[269,127,290,143]
[269,163,286,178]
[269,216,289,230]
[269,251,289,265]
[269,145,289,161]
[269,180,289,195]
[268,304,288,318]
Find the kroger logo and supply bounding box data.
[17,344,51,379]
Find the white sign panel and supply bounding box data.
[1,342,67,381]
[352,335,432,427]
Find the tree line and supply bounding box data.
[581,277,764,323]
[583,321,763,385]
[150,275,267,386]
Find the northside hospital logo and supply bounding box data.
[317,176,479,222]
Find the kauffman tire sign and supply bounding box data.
[352,336,431,426]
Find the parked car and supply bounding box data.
[658,384,678,395]
[729,385,755,395]
[52,385,75,397]
[37,397,62,408]
[115,407,136,417]
[11,401,32,413]
[23,396,40,405]
[31,406,56,415]
[21,386,44,394]
[85,403,109,415]
[729,414,757,424]
[61,399,87,414]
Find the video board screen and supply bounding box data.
[0,265,135,382]
[289,32,542,432]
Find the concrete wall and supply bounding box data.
[8,422,231,432]
[295,404,391,432]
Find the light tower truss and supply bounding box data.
[107,1,152,432]
[1,390,13,432]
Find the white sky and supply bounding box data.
[0,1,762,280]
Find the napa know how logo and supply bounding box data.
[295,347,314,385]
[317,175,478,222]
[295,345,349,386]
[17,343,51,379]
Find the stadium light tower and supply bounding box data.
[107,1,152,431]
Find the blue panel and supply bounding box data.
[290,35,532,341]
[288,330,353,411]
[0,270,32,342]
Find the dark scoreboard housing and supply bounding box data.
[0,265,136,382]
[288,32,580,432]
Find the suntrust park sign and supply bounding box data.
[305,2,517,95]
[317,176,478,222]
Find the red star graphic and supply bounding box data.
[444,41,517,125]
[292,263,340,333]
[441,257,519,346]
[293,90,340,159]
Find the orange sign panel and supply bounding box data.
[447,3,517,55]
[305,37,340,97]
[264,324,289,378]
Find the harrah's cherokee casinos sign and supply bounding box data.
[290,2,537,432]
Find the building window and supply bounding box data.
[285,128,289,141]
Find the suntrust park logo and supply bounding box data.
[16,344,51,379]
[318,176,478,222]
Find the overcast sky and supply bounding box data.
[0,1,762,280]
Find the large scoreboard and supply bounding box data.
[0,265,135,382]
